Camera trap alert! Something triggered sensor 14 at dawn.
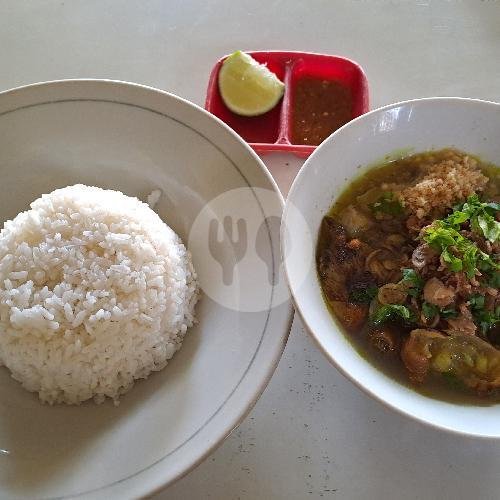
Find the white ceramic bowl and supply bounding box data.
[0,80,293,498]
[282,97,500,438]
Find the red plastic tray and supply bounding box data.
[205,51,369,158]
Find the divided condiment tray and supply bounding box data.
[205,51,369,157]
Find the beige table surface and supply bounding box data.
[1,1,500,499]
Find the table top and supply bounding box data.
[1,1,500,499]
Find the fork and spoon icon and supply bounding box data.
[208,215,281,286]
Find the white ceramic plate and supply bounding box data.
[282,97,500,438]
[0,80,293,498]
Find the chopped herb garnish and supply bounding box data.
[370,304,415,326]
[462,245,479,278]
[425,195,499,277]
[441,246,464,273]
[370,192,404,216]
[447,194,500,243]
[424,223,461,248]
[445,210,470,227]
[474,308,500,335]
[422,302,439,319]
[423,221,498,278]
[469,294,485,311]
[477,213,500,243]
[349,285,378,304]
[486,201,500,211]
[440,306,458,319]
[422,302,458,320]
[488,270,500,288]
[399,268,424,297]
[469,291,500,334]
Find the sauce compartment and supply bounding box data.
[205,52,369,157]
[288,55,369,149]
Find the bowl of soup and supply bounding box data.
[282,97,500,437]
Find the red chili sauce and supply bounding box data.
[291,77,353,146]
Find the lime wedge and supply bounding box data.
[218,51,285,117]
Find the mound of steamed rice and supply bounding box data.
[0,185,199,405]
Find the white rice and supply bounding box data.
[0,185,199,405]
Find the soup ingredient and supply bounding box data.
[423,222,496,278]
[317,148,500,400]
[329,301,368,332]
[400,151,488,224]
[368,326,401,353]
[349,285,378,304]
[370,304,414,326]
[422,278,455,307]
[291,77,352,145]
[399,268,424,296]
[0,185,199,405]
[444,194,500,242]
[377,283,407,304]
[218,51,285,117]
[402,330,500,394]
[370,192,405,217]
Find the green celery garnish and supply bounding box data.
[399,268,424,297]
[423,221,497,278]
[447,194,500,243]
[422,302,439,319]
[370,304,415,326]
[370,192,405,217]
[348,286,378,304]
